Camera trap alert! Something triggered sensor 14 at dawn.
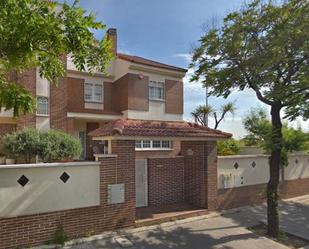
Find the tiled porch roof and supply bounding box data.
[88,119,232,140]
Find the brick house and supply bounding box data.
[0,28,231,213]
[0,29,191,158]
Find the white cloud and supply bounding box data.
[173,53,192,63]
[117,48,132,55]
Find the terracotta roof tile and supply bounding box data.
[88,119,232,140]
[118,53,187,73]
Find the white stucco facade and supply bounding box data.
[0,162,100,217]
[218,154,309,189]
[123,100,183,121]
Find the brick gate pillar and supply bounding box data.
[205,141,218,210]
[181,140,218,210]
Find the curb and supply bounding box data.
[33,211,221,248]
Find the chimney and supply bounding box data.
[107,28,117,56]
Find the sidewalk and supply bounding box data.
[64,213,288,249]
[44,195,309,249]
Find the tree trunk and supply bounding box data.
[267,104,282,238]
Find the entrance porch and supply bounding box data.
[89,119,232,222]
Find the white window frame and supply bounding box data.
[135,140,172,151]
[84,82,103,103]
[36,96,49,116]
[149,80,165,101]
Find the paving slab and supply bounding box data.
[67,214,288,249]
[65,195,309,249]
[222,195,309,241]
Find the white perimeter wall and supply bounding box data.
[0,162,100,218]
[218,154,309,189]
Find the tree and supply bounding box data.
[3,128,41,163]
[39,130,82,163]
[191,0,309,237]
[0,0,114,116]
[243,107,272,146]
[191,102,236,129]
[243,107,309,155]
[217,138,240,156]
[3,128,82,163]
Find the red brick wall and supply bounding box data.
[217,184,266,210]
[205,141,218,210]
[148,157,185,206]
[66,77,116,115]
[0,124,16,138]
[112,73,149,112]
[165,79,183,114]
[280,178,309,199]
[181,141,205,208]
[16,69,37,129]
[217,178,309,210]
[0,140,136,249]
[86,122,100,160]
[181,141,218,210]
[50,75,68,132]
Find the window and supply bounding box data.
[149,81,165,100]
[84,83,103,103]
[135,140,172,150]
[36,96,49,115]
[142,140,151,148]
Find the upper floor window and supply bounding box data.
[149,80,165,101]
[36,96,49,116]
[135,140,171,150]
[84,83,103,103]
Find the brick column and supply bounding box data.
[16,69,37,129]
[66,118,75,135]
[111,140,136,222]
[50,56,68,132]
[205,141,218,211]
[181,140,218,210]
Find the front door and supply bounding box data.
[135,159,148,207]
[78,131,86,160]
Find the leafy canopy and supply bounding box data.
[243,107,309,154]
[3,128,82,163]
[191,102,236,129]
[0,0,114,116]
[191,0,309,120]
[217,138,240,156]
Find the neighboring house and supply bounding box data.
[0,28,187,160]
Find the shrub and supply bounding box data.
[39,130,82,163]
[3,128,41,163]
[3,128,82,163]
[53,225,69,246]
[217,138,240,156]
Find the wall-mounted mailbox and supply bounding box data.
[108,184,125,204]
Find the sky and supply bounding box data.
[65,0,308,138]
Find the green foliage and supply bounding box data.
[3,128,82,163]
[191,0,309,238]
[191,101,236,129]
[243,107,309,154]
[53,225,69,246]
[243,107,272,146]
[0,0,114,116]
[39,130,82,163]
[217,138,240,156]
[3,128,41,162]
[243,107,309,166]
